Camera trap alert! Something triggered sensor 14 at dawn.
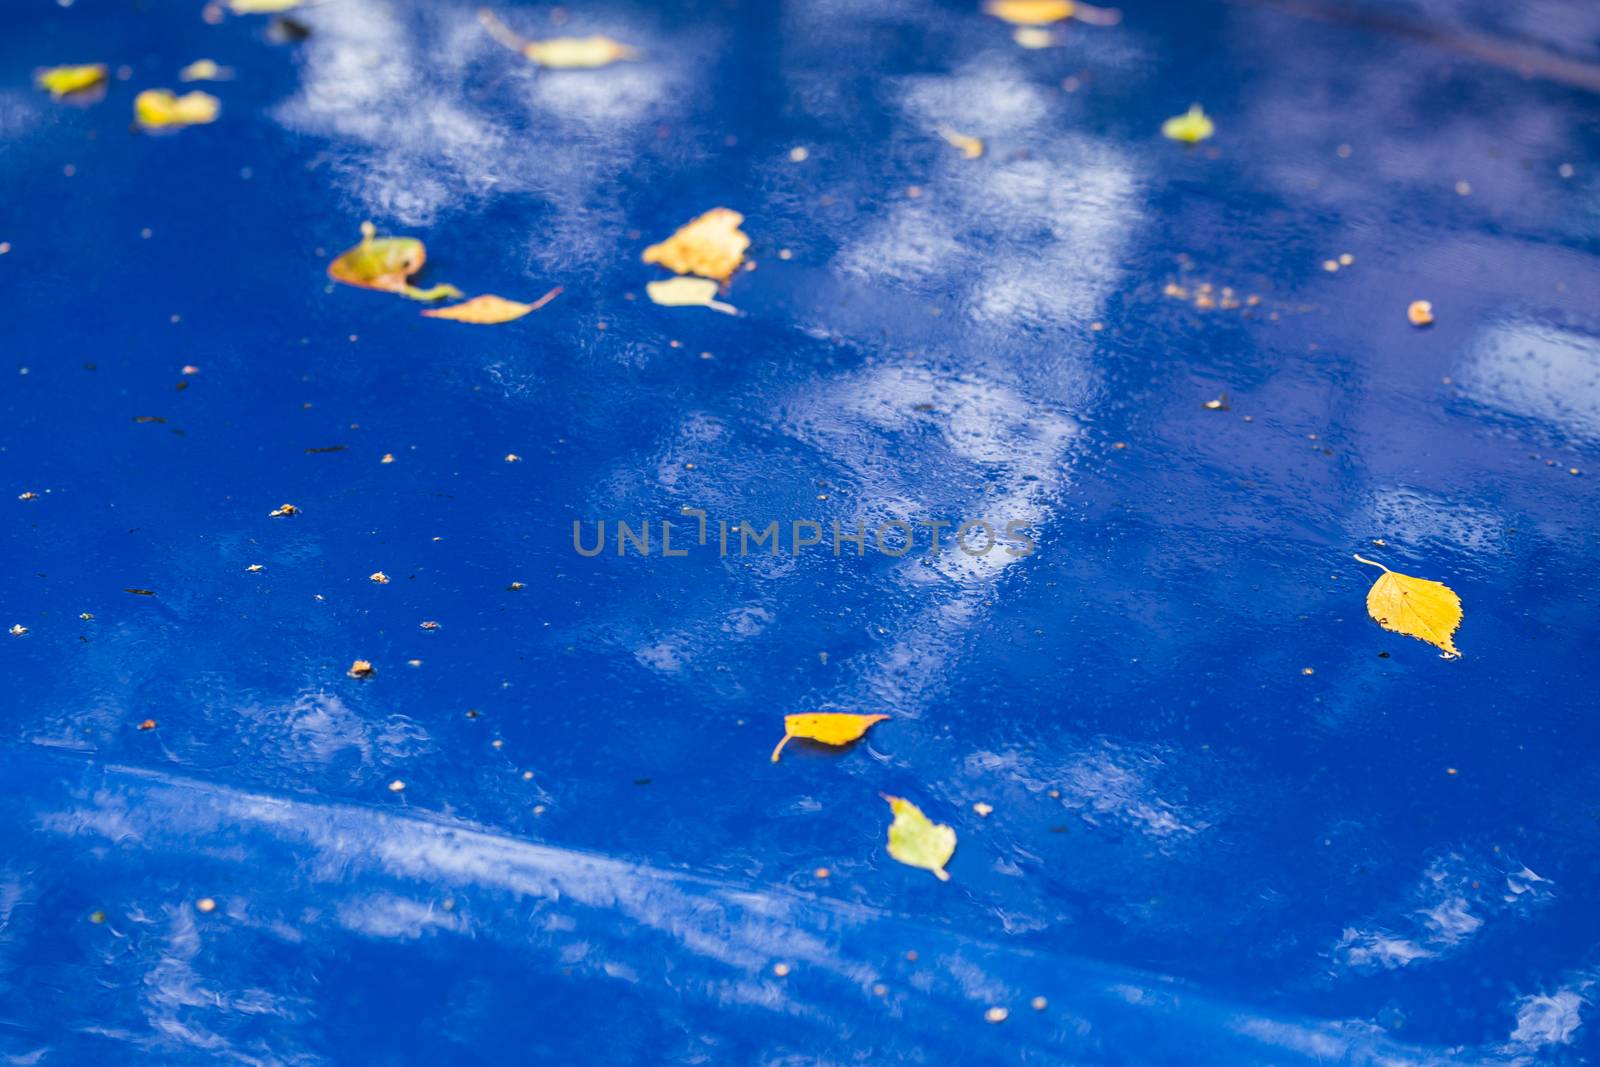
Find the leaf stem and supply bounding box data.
[1352,553,1390,572]
[769,733,793,763]
[477,8,528,54]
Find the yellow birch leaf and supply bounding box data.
[421,288,563,324]
[646,277,737,315]
[770,712,888,762]
[1161,103,1214,143]
[1354,554,1463,659]
[180,59,233,82]
[327,222,463,302]
[135,89,221,129]
[642,208,749,282]
[228,0,303,13]
[937,126,984,159]
[883,795,956,881]
[36,64,107,98]
[983,0,1074,25]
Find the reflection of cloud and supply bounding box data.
[1458,320,1600,442]
[1330,850,1552,976]
[1364,486,1502,554]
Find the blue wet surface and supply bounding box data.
[4,0,1600,1062]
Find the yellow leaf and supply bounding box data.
[642,208,749,282]
[228,0,303,12]
[1354,554,1463,658]
[770,712,888,762]
[1162,103,1214,143]
[36,63,107,99]
[983,0,1074,25]
[421,288,563,324]
[327,222,463,302]
[179,59,233,82]
[135,89,220,129]
[479,10,636,69]
[883,795,956,881]
[525,36,636,69]
[937,126,984,159]
[645,277,737,315]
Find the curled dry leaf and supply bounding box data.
[348,659,375,679]
[1162,104,1214,143]
[770,712,888,762]
[479,9,636,69]
[883,795,956,881]
[645,277,736,315]
[937,126,984,159]
[36,64,107,98]
[1407,300,1434,327]
[642,208,749,282]
[135,89,220,129]
[421,288,563,324]
[1354,554,1462,658]
[328,222,462,302]
[268,503,298,517]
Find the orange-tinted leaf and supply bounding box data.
[642,208,749,282]
[479,9,636,69]
[327,222,462,302]
[770,712,888,762]
[421,288,563,324]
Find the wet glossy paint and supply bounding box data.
[3,0,1599,1062]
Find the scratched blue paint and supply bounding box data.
[3,0,1599,1062]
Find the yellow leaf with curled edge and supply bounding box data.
[983,0,1075,24]
[1162,103,1215,143]
[421,288,563,324]
[135,89,220,129]
[645,277,737,315]
[937,126,984,159]
[770,713,888,762]
[479,9,636,69]
[1354,554,1462,659]
[36,64,107,98]
[883,795,956,881]
[228,0,303,13]
[642,208,749,282]
[327,222,463,302]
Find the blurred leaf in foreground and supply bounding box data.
[327,222,462,302]
[884,796,956,881]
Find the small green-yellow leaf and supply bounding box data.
[179,59,233,82]
[883,795,956,881]
[135,89,220,129]
[327,222,462,302]
[36,64,107,99]
[1354,554,1463,658]
[1161,104,1214,143]
[480,9,636,69]
[646,277,737,315]
[770,712,887,762]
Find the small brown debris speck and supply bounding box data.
[973,802,994,817]
[79,613,94,620]
[138,719,157,731]
[268,503,298,518]
[1446,767,1458,776]
[772,963,791,977]
[195,897,216,913]
[1407,300,1434,327]
[1559,163,1574,179]
[1203,394,1230,411]
[1031,996,1048,1011]
[1455,180,1471,196]
[504,453,521,463]
[388,779,406,792]
[246,563,263,572]
[507,581,525,591]
[9,624,27,637]
[89,910,106,924]
[124,588,155,596]
[369,571,390,584]
[182,365,199,375]
[872,983,889,997]
[1301,667,1314,676]
[1322,259,1339,273]
[1338,253,1354,266]
[348,659,375,679]
[813,867,830,879]
[985,1007,1009,1024]
[381,453,395,464]
[905,950,918,961]
[1570,468,1582,476]
[1113,441,1127,450]
[420,620,440,630]
[18,491,38,501]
